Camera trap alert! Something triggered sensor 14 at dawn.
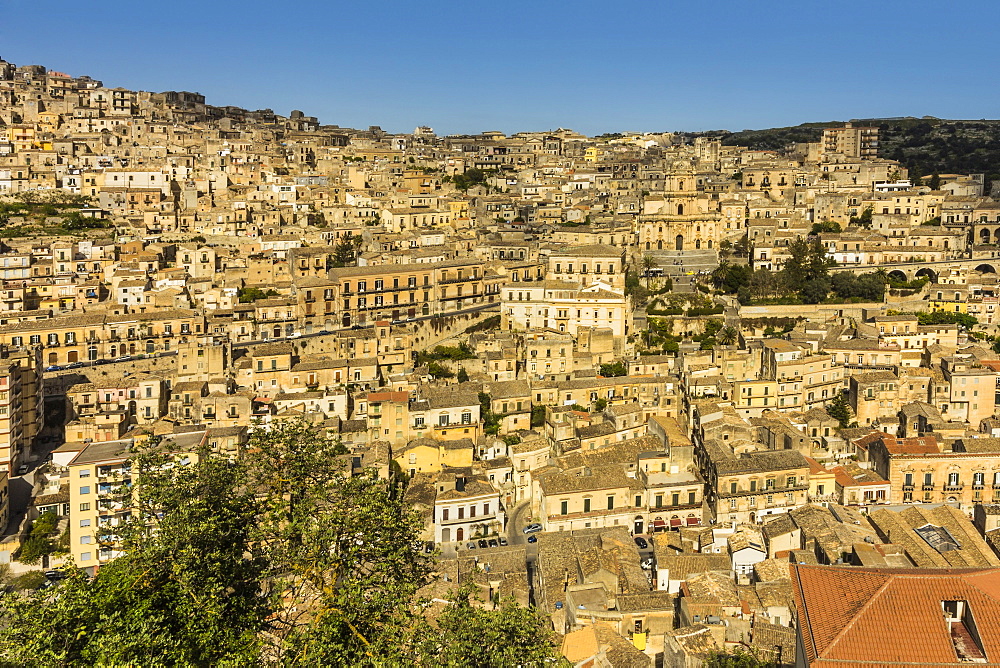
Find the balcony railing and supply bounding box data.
[922,484,935,491]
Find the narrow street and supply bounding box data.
[506,499,531,545]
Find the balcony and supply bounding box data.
[922,484,935,491]
[943,485,964,492]
[902,484,915,492]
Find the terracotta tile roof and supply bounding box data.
[792,564,1000,666]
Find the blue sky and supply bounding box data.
[1,0,996,136]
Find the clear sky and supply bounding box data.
[1,0,996,136]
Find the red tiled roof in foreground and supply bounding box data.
[791,564,1000,666]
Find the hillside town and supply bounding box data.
[6,57,1000,666]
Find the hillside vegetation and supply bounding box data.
[690,117,1000,187]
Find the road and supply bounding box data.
[231,302,500,349]
[42,350,178,376]
[506,499,532,545]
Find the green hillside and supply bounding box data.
[690,118,1000,186]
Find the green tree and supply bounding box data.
[332,234,363,267]
[810,220,842,235]
[457,367,470,383]
[917,310,977,330]
[238,286,279,303]
[717,326,738,345]
[849,206,874,229]
[705,647,778,667]
[531,405,546,428]
[412,588,560,666]
[599,361,627,377]
[929,172,942,190]
[641,254,657,289]
[826,393,853,429]
[17,512,59,565]
[426,361,454,379]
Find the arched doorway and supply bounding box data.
[677,204,684,215]
[87,346,97,361]
[456,527,464,541]
[915,267,938,283]
[657,240,663,250]
[887,270,907,283]
[273,325,281,338]
[48,352,57,365]
[675,235,684,251]
[128,401,136,416]
[695,239,701,249]
[976,264,997,274]
[67,350,78,363]
[128,343,136,355]
[633,516,644,534]
[342,313,351,327]
[110,345,117,358]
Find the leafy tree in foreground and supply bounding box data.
[410,588,562,667]
[0,419,559,667]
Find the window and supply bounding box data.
[79,519,92,527]
[79,486,91,495]
[80,536,92,544]
[948,472,959,487]
[79,469,91,478]
[607,495,614,510]
[441,508,449,521]
[439,415,449,426]
[584,498,591,513]
[80,552,91,562]
[79,503,90,511]
[561,500,568,515]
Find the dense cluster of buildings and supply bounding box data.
[5,57,1000,665]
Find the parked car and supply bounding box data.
[113,355,131,362]
[477,539,488,549]
[527,535,538,543]
[523,523,543,534]
[44,570,66,581]
[16,465,28,476]
[487,538,498,548]
[498,537,508,546]
[288,332,302,339]
[44,365,62,372]
[466,542,477,550]
[65,362,84,369]
[634,536,649,550]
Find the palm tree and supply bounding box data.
[718,326,738,346]
[710,261,730,290]
[642,254,657,290]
